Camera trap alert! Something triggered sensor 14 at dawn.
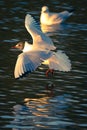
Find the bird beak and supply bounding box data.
[11,45,19,51]
[11,45,22,52]
[11,45,17,49]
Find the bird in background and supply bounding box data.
[12,14,71,79]
[40,6,74,25]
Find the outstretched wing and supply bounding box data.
[44,51,71,71]
[14,50,52,79]
[25,14,56,50]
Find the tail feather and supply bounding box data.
[48,50,71,72]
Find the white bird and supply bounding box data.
[40,6,74,25]
[13,14,71,79]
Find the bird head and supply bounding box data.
[12,41,25,51]
[41,6,49,13]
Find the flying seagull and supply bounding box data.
[12,14,71,79]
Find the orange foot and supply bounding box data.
[46,69,54,77]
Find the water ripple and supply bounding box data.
[0,0,87,129]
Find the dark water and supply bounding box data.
[0,0,87,130]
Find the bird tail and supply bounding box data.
[48,50,71,72]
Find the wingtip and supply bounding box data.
[25,13,33,21]
[25,14,31,20]
[14,70,32,79]
[25,13,31,17]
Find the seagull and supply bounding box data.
[12,14,71,79]
[40,6,74,25]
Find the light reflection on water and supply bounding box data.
[4,95,75,129]
[0,0,87,130]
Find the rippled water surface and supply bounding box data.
[0,0,87,130]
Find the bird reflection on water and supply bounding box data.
[7,83,73,130]
[41,23,72,34]
[45,82,55,97]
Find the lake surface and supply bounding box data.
[0,0,87,130]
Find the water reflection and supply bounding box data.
[41,23,69,34]
[1,76,86,130]
[6,89,76,130]
[0,0,87,130]
[41,22,87,36]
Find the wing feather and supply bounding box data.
[14,51,52,79]
[46,51,71,71]
[25,14,56,50]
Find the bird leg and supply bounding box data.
[46,69,54,77]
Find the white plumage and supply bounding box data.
[40,6,73,25]
[14,14,71,79]
[25,14,56,51]
[43,51,71,71]
[14,51,52,78]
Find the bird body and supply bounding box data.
[22,41,33,52]
[13,14,71,79]
[40,6,73,25]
